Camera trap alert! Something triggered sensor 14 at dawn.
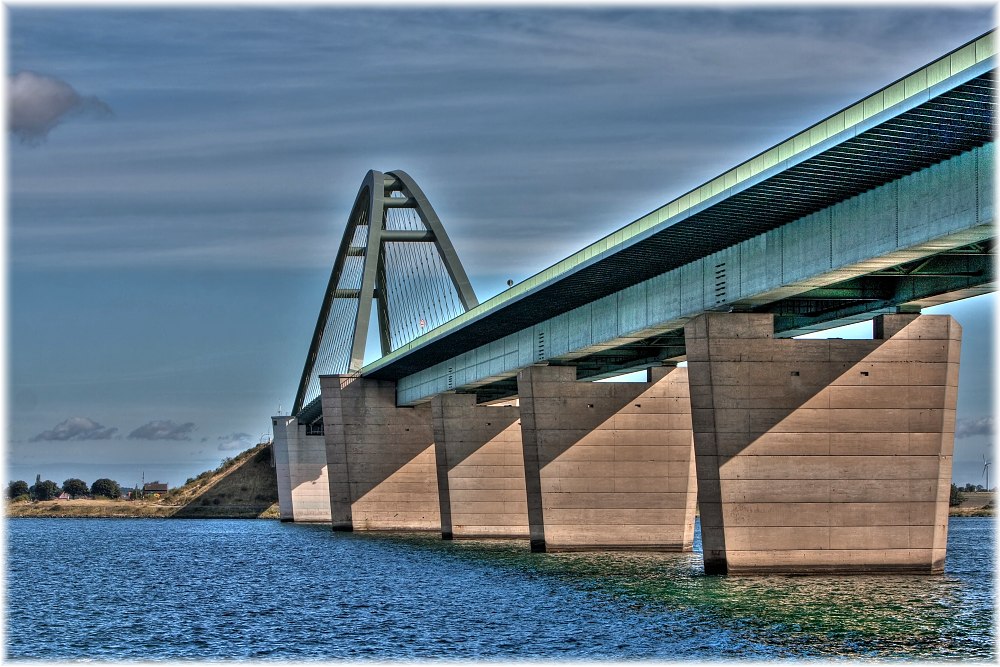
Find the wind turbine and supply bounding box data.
[982,454,991,492]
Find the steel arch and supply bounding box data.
[292,169,478,415]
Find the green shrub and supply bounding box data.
[90,478,121,499]
[7,480,29,499]
[62,478,89,498]
[949,483,965,507]
[31,480,60,501]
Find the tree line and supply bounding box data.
[949,483,995,507]
[7,477,122,501]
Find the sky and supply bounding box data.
[6,5,996,489]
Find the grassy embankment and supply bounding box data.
[7,443,279,519]
[950,491,995,517]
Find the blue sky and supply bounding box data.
[7,6,995,489]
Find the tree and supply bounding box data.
[62,478,89,499]
[7,480,29,499]
[949,483,965,507]
[31,480,60,501]
[90,478,121,499]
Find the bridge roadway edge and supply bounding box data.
[361,52,994,393]
[394,143,993,407]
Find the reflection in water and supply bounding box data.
[7,517,994,661]
[351,519,995,660]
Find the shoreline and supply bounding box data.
[4,442,281,520]
[7,501,992,520]
[5,498,280,519]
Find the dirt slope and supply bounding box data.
[170,443,279,518]
[7,443,280,519]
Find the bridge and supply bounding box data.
[272,32,994,574]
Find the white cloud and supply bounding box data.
[128,420,196,441]
[8,71,111,144]
[30,417,117,442]
[217,432,255,452]
[956,416,993,439]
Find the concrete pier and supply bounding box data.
[271,415,332,523]
[320,375,440,531]
[517,364,698,552]
[430,394,528,539]
[685,312,960,574]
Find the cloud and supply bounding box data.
[8,71,111,144]
[217,432,254,451]
[7,8,992,273]
[956,416,993,439]
[30,417,118,442]
[128,420,196,441]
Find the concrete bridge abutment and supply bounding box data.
[430,394,529,539]
[516,364,698,553]
[320,375,440,532]
[685,312,960,575]
[271,415,332,523]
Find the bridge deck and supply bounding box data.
[360,34,993,388]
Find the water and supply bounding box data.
[6,517,995,661]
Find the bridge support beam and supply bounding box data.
[517,364,697,552]
[430,394,528,539]
[685,312,959,575]
[320,375,440,531]
[271,416,332,523]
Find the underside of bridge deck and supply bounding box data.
[453,232,992,407]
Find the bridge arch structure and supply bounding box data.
[293,169,478,418]
[274,169,479,522]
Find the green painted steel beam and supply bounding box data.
[362,30,995,378]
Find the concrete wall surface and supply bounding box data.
[272,416,295,521]
[685,312,960,574]
[320,375,440,531]
[271,416,332,523]
[431,394,528,538]
[517,364,698,552]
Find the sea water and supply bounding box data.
[5,517,994,660]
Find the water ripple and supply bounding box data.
[6,517,994,661]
